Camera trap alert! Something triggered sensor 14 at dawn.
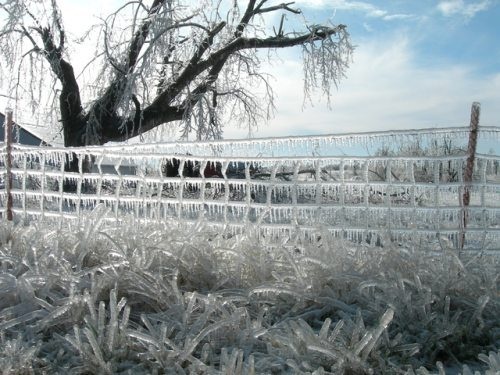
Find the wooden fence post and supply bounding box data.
[460,102,480,250]
[5,108,13,221]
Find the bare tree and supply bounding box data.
[0,0,352,152]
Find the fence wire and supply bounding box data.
[1,127,499,252]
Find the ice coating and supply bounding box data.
[1,127,499,251]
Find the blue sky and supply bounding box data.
[309,0,499,75]
[222,0,500,148]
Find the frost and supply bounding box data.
[0,210,499,373]
[1,128,499,372]
[3,138,500,252]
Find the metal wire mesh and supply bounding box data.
[1,127,499,251]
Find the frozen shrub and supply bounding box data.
[0,207,498,373]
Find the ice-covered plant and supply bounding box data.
[0,332,40,373]
[0,206,498,373]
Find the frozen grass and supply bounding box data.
[0,206,499,374]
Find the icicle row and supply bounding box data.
[1,132,499,251]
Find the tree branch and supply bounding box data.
[186,21,226,68]
[50,0,65,53]
[151,21,227,109]
[255,2,301,15]
[36,27,85,146]
[93,1,339,143]
[126,1,166,71]
[101,104,184,142]
[235,0,257,37]
[151,24,344,110]
[85,0,169,142]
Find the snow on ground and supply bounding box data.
[0,206,499,374]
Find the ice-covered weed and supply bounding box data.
[0,207,498,373]
[0,332,41,373]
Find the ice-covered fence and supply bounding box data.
[1,126,500,252]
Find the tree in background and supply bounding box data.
[0,0,353,150]
[371,138,466,183]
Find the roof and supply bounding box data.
[0,111,49,146]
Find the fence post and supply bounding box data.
[5,108,13,221]
[460,102,480,250]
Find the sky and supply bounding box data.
[230,0,500,140]
[1,0,499,151]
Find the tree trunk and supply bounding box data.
[58,61,92,191]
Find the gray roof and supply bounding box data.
[0,111,47,146]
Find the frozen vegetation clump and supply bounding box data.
[0,206,499,374]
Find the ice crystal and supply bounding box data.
[2,128,499,253]
[0,207,498,373]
